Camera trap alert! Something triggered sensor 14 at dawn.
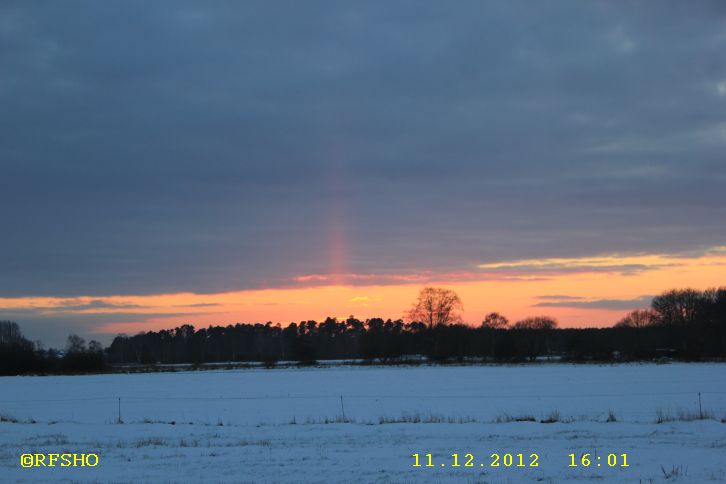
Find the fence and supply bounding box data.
[1,390,725,426]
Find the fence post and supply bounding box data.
[117,397,122,424]
[340,395,347,422]
[698,392,703,419]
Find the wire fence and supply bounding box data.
[2,390,726,403]
[1,390,725,426]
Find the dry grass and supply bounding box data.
[656,408,715,423]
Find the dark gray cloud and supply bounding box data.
[1,0,725,300]
[534,295,653,310]
[173,303,222,308]
[37,299,146,311]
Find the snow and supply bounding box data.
[1,363,725,482]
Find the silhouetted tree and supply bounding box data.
[651,289,705,327]
[62,334,105,373]
[0,321,38,375]
[479,313,509,358]
[406,287,463,328]
[512,316,558,361]
[481,312,509,329]
[512,316,558,330]
[66,334,86,353]
[0,320,26,345]
[615,309,657,328]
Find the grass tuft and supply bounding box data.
[0,413,19,423]
[494,413,536,423]
[135,437,166,447]
[540,410,560,424]
[656,408,715,423]
[661,464,688,479]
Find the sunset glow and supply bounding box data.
[3,248,725,339]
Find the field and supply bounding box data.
[1,363,725,482]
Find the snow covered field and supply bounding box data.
[1,363,725,482]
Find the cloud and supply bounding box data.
[293,271,549,286]
[534,295,653,310]
[347,295,383,308]
[607,25,636,54]
[173,303,222,308]
[0,298,148,313]
[536,295,585,301]
[0,1,724,303]
[477,254,679,276]
[348,296,380,303]
[55,299,146,311]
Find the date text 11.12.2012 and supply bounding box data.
[412,453,539,468]
[411,452,631,469]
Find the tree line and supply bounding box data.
[0,322,104,375]
[1,286,725,375]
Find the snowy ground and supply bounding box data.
[1,363,725,482]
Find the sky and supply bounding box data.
[1,1,725,348]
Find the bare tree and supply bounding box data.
[481,312,509,329]
[66,334,86,354]
[512,316,557,361]
[406,287,463,328]
[615,309,657,328]
[652,288,705,326]
[88,340,104,353]
[0,321,25,345]
[512,316,558,330]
